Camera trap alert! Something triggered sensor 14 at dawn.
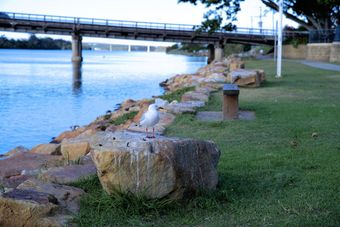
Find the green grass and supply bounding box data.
[72,60,340,226]
[158,86,195,102]
[109,111,138,125]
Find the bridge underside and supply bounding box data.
[0,19,275,45]
[0,17,275,62]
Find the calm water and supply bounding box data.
[0,49,206,153]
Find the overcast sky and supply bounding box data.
[0,0,297,46]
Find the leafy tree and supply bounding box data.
[179,0,244,32]
[179,0,340,31]
[261,0,339,31]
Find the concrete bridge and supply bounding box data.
[0,12,297,62]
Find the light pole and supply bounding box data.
[276,0,283,78]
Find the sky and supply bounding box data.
[0,0,297,46]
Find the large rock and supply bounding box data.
[0,189,60,227]
[17,179,85,214]
[61,141,91,161]
[2,146,29,157]
[227,69,265,87]
[159,74,199,91]
[197,72,227,83]
[29,143,61,155]
[91,131,220,199]
[227,57,245,71]
[53,126,87,143]
[163,100,205,114]
[0,153,63,187]
[39,163,96,184]
[181,90,209,103]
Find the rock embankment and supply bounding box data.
[160,56,264,91]
[0,55,265,226]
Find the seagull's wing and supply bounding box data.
[139,111,148,126]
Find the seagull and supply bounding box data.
[140,104,160,138]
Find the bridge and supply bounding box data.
[0,12,303,63]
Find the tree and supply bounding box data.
[179,0,245,32]
[179,0,340,31]
[261,0,339,31]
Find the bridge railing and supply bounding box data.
[1,11,281,36]
[1,11,313,40]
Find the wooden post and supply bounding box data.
[223,84,239,120]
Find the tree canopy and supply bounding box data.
[0,35,72,49]
[179,0,340,31]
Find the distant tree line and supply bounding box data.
[0,34,72,49]
[166,43,206,55]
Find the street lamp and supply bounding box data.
[276,0,283,78]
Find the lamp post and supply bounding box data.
[276,0,283,78]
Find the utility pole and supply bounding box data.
[274,20,278,62]
[258,7,263,34]
[276,0,283,78]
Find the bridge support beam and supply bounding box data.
[72,34,83,62]
[207,44,215,64]
[214,44,224,61]
[207,43,224,64]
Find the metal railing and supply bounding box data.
[0,11,279,36]
[2,11,321,41]
[309,29,335,43]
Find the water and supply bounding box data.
[0,49,206,153]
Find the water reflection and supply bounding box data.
[72,61,82,95]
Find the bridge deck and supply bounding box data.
[0,12,283,45]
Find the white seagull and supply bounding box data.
[140,104,160,138]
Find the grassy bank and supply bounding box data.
[72,59,340,226]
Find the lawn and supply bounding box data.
[72,59,340,226]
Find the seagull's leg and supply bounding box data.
[146,127,149,138]
[152,127,155,138]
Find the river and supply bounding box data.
[0,49,206,154]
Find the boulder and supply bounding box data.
[228,58,245,71]
[227,69,265,87]
[3,145,29,157]
[39,163,96,184]
[61,141,91,161]
[197,61,228,76]
[29,143,61,155]
[91,131,220,199]
[0,152,63,188]
[159,74,199,91]
[17,179,85,214]
[0,189,60,227]
[163,101,205,114]
[197,72,227,83]
[181,90,209,102]
[53,127,87,143]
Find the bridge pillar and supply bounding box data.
[214,44,224,61]
[72,61,82,94]
[72,34,83,62]
[207,44,215,64]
